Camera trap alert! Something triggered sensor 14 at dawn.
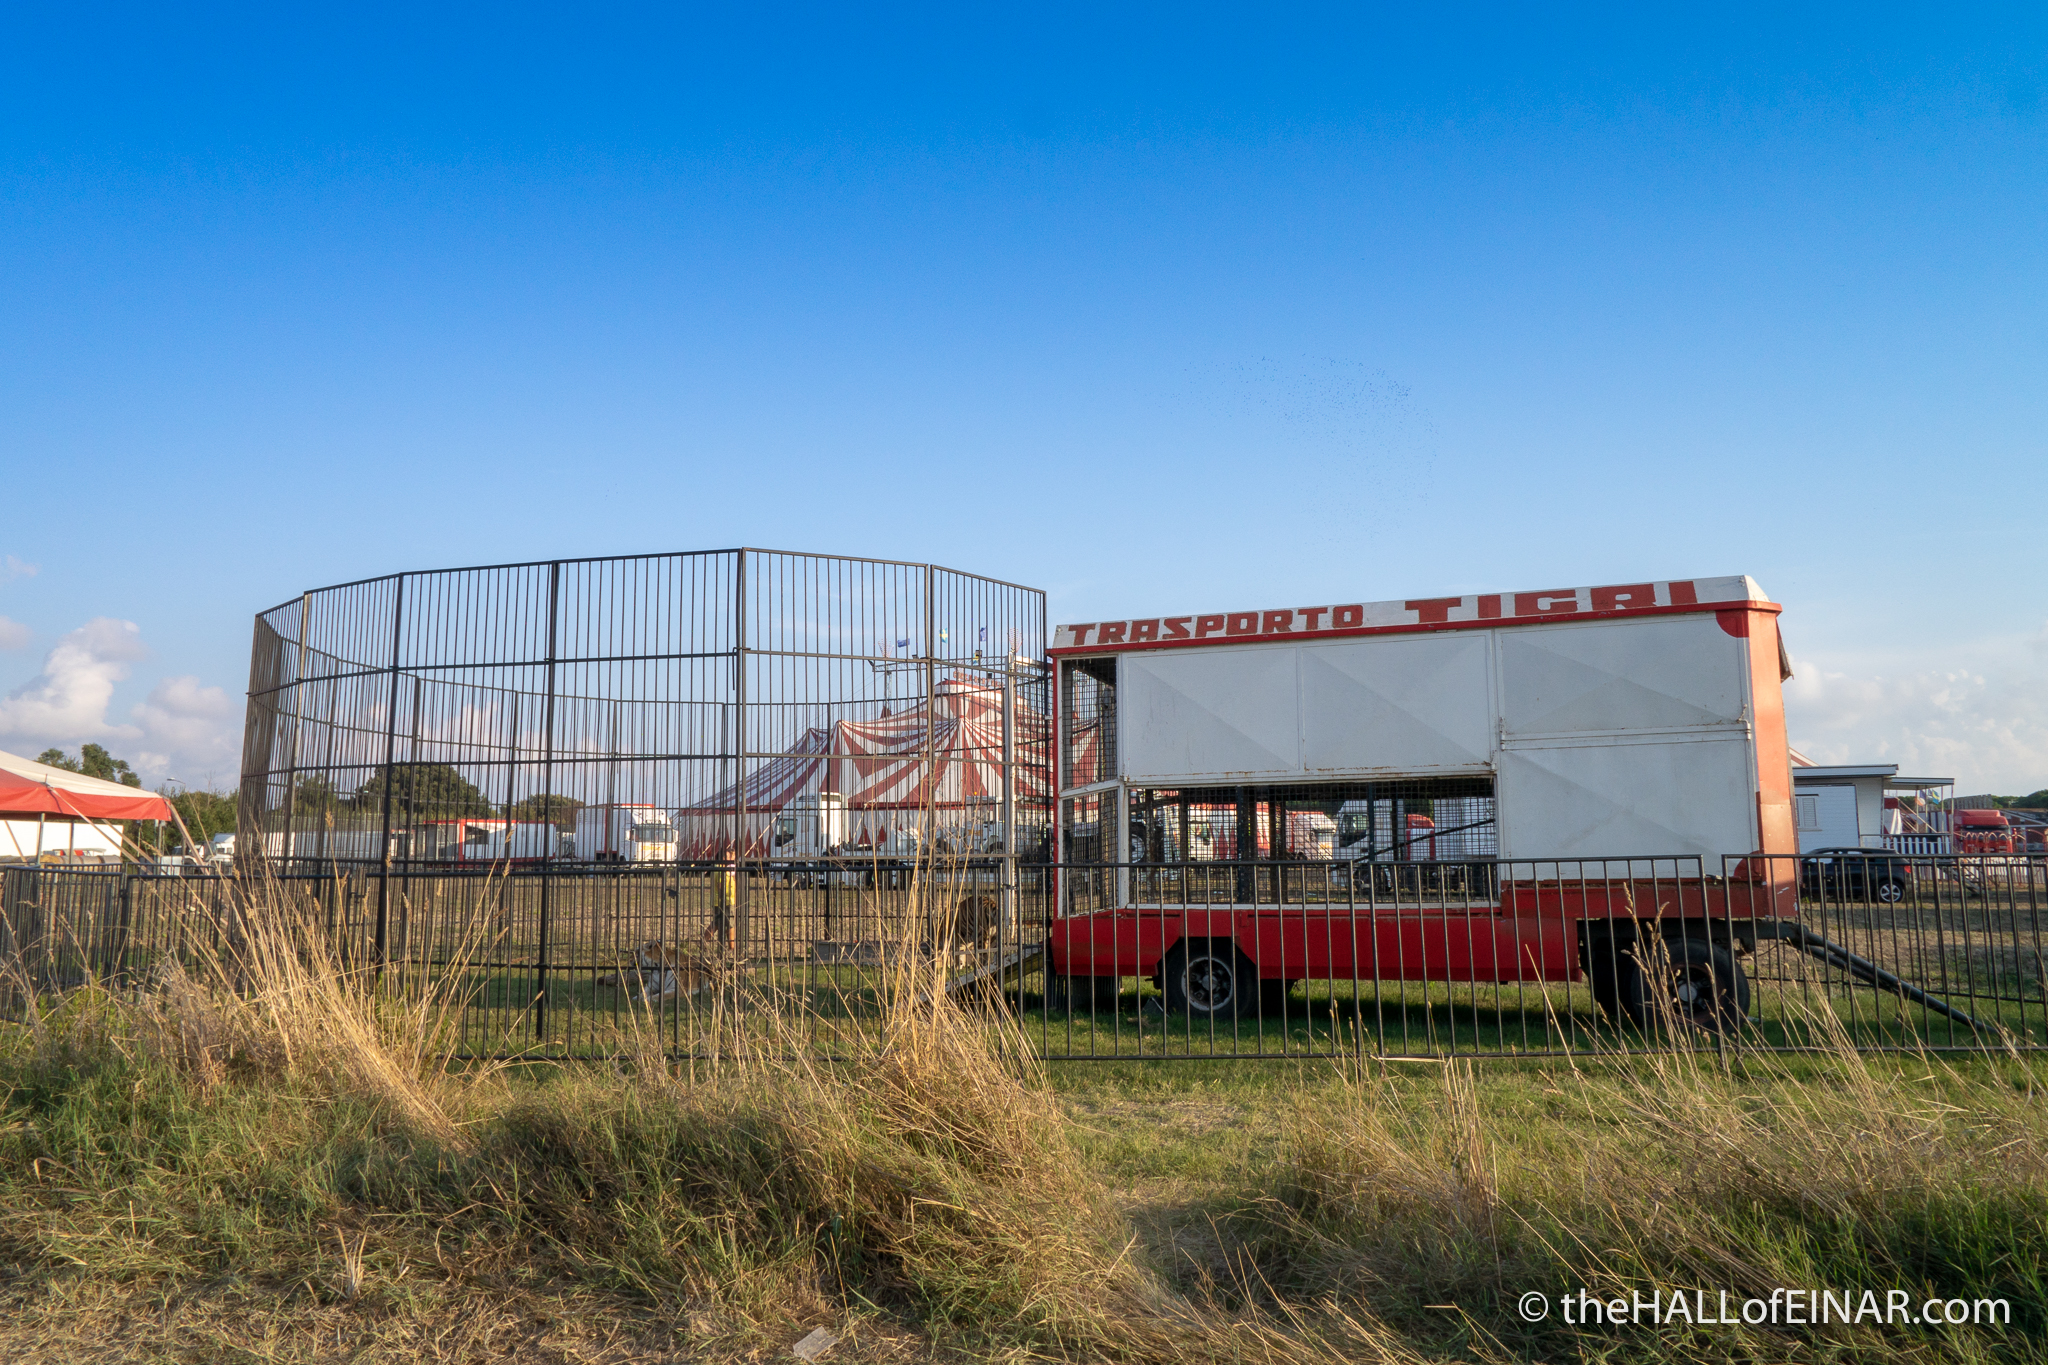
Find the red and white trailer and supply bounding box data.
[1045,575,1800,1028]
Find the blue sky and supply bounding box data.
[2,5,2044,792]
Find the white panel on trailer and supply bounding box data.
[1056,573,1790,864]
[1499,616,1746,737]
[1496,736,1756,861]
[1121,645,1300,781]
[1299,633,1493,773]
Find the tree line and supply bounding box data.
[33,749,584,855]
[291,763,584,830]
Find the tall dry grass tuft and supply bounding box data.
[558,847,1420,1362]
[4,860,508,1150]
[1283,1058,1502,1292]
[177,865,506,1148]
[1258,1001,2048,1353]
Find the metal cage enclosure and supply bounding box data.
[234,548,1049,1054]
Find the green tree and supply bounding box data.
[124,786,239,857]
[352,763,494,823]
[507,793,584,831]
[36,745,141,787]
[290,774,347,817]
[169,789,238,845]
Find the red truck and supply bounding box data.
[1953,809,2018,857]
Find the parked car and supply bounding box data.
[1799,848,1909,904]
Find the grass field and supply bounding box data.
[2,1019,2042,1362]
[2,873,2045,1362]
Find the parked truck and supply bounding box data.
[572,804,678,862]
[1952,808,2018,857]
[768,793,850,859]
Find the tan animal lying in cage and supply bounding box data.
[599,925,732,1001]
[933,893,1003,968]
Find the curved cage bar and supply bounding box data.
[239,549,1051,870]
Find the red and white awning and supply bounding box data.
[0,748,176,822]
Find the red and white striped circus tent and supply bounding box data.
[679,674,1057,854]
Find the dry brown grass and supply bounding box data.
[1227,1010,2048,1359]
[1,855,2041,1363]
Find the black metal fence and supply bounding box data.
[5,852,2043,1061]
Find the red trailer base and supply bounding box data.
[1047,876,1798,987]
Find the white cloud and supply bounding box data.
[0,620,242,789]
[0,617,29,650]
[1,555,37,583]
[130,676,239,786]
[1785,637,2048,796]
[0,618,149,746]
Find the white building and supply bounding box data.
[0,816,126,861]
[1789,755,1952,854]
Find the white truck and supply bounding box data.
[769,793,851,859]
[572,804,678,862]
[152,833,236,875]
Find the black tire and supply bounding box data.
[1875,878,1905,905]
[1048,973,1120,1012]
[1162,939,1251,1021]
[1581,924,1634,1026]
[1634,936,1749,1033]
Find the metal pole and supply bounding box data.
[279,593,310,868]
[1001,660,1016,953]
[604,699,619,849]
[536,560,560,1043]
[374,575,406,973]
[1117,765,1131,909]
[923,564,935,842]
[114,865,133,988]
[315,674,342,866]
[734,549,749,954]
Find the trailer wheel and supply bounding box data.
[1662,945,1744,1031]
[1581,925,1633,1027]
[1630,941,1744,1035]
[1048,973,1120,1012]
[1163,940,1250,1021]
[1585,929,1748,1033]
